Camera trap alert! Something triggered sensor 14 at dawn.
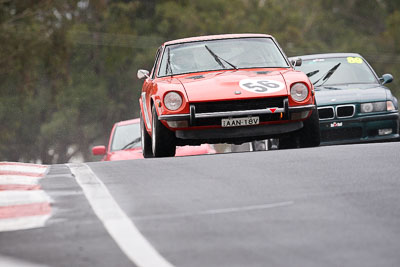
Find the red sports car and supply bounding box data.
[92,118,215,161]
[138,33,320,157]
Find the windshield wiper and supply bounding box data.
[204,45,238,70]
[313,63,341,86]
[166,48,173,76]
[306,70,319,78]
[121,137,141,150]
[315,86,341,91]
[323,86,341,90]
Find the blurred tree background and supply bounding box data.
[1,0,399,163]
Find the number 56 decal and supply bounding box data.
[239,79,285,94]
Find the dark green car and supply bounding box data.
[290,53,399,145]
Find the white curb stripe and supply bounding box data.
[0,176,40,185]
[0,164,47,174]
[0,254,49,267]
[68,163,175,267]
[0,190,51,207]
[0,214,51,232]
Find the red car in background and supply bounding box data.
[92,118,215,161]
[138,33,320,157]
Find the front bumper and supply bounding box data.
[175,121,303,144]
[320,112,399,145]
[159,102,315,124]
[158,102,315,145]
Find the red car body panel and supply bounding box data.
[176,144,216,156]
[92,118,215,161]
[142,72,314,131]
[139,33,318,150]
[175,69,288,102]
[106,147,143,161]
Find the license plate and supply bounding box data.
[221,116,259,127]
[330,122,343,128]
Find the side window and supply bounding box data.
[151,47,162,79]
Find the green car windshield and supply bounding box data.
[110,123,141,151]
[158,37,289,77]
[297,56,378,86]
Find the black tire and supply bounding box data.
[298,108,321,148]
[140,111,153,158]
[151,106,176,157]
[278,133,298,149]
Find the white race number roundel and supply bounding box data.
[239,79,285,94]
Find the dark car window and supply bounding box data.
[110,123,141,151]
[157,37,289,77]
[151,47,162,79]
[297,57,378,86]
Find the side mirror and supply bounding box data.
[290,58,302,67]
[380,73,393,85]
[92,145,106,156]
[137,69,150,79]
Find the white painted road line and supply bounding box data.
[0,190,51,207]
[68,163,175,267]
[133,201,294,221]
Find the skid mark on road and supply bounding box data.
[69,163,175,267]
[133,201,294,221]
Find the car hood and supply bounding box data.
[176,69,289,102]
[107,148,143,161]
[315,84,388,106]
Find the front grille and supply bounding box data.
[367,129,378,137]
[321,127,362,142]
[318,107,334,120]
[337,105,355,118]
[191,97,285,127]
[193,97,285,113]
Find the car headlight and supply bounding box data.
[290,83,309,102]
[164,92,183,111]
[360,101,387,113]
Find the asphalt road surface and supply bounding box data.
[1,142,400,267]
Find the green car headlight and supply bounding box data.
[360,101,387,113]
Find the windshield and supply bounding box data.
[110,123,141,151]
[296,57,378,86]
[158,37,289,77]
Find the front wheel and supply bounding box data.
[140,111,153,158]
[151,106,176,157]
[279,109,320,149]
[278,133,298,149]
[298,108,321,148]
